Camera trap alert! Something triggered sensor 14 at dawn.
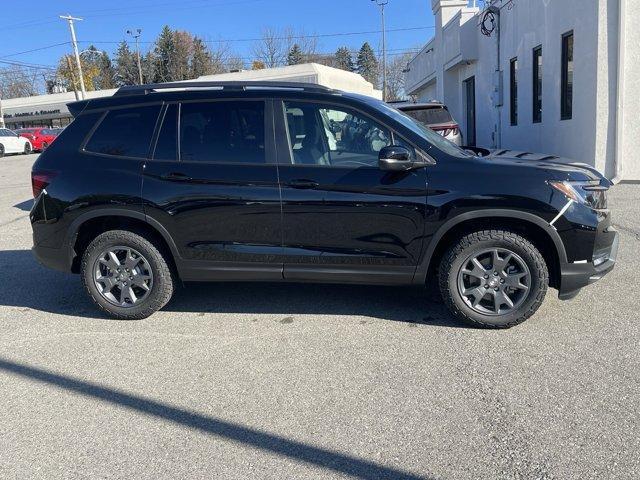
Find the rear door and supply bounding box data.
[274,99,428,284]
[142,98,283,281]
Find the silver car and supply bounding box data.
[392,101,463,146]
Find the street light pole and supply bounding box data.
[60,14,86,100]
[127,28,144,85]
[371,0,389,101]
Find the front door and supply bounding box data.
[464,76,476,147]
[142,99,283,281]
[275,100,428,284]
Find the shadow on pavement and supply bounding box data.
[13,199,33,212]
[0,249,464,327]
[0,356,431,480]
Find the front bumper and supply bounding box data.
[558,229,619,300]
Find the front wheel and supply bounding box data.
[24,142,32,154]
[438,230,548,328]
[81,230,175,319]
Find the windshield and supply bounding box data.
[377,102,473,158]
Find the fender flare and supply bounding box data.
[413,209,568,283]
[65,208,181,265]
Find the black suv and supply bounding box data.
[30,81,618,328]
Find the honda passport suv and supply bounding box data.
[30,81,618,328]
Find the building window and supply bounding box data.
[510,57,518,126]
[532,45,542,123]
[561,31,574,120]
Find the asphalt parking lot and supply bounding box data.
[0,153,638,479]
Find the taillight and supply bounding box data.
[31,170,57,198]
[432,125,459,138]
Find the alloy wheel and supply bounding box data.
[457,248,531,315]
[93,246,153,307]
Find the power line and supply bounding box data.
[77,25,434,46]
[0,42,70,60]
[0,59,57,70]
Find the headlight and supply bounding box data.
[549,180,608,209]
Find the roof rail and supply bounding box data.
[114,81,336,97]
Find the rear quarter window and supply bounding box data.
[85,105,161,158]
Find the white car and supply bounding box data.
[0,128,32,156]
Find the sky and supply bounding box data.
[0,0,436,77]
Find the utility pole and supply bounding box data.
[127,28,144,85]
[60,14,86,100]
[66,55,80,101]
[371,0,389,101]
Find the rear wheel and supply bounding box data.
[81,230,175,319]
[23,142,31,154]
[438,229,548,328]
[0,144,4,157]
[41,142,49,151]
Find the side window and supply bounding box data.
[179,101,265,163]
[153,104,178,160]
[85,105,161,158]
[283,102,391,167]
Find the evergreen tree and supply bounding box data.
[190,37,214,77]
[286,44,304,66]
[113,41,138,86]
[141,51,156,85]
[356,42,379,87]
[172,30,193,81]
[153,25,176,82]
[94,51,116,90]
[334,47,354,72]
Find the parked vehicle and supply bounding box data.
[15,127,59,152]
[30,81,618,327]
[392,101,463,146]
[0,128,32,156]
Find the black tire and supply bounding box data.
[81,230,175,319]
[42,142,49,151]
[438,229,548,328]
[24,142,32,154]
[0,144,4,158]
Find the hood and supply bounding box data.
[485,150,610,186]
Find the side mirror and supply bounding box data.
[378,146,413,171]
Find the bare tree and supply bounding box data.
[252,28,287,68]
[283,27,318,62]
[384,52,415,101]
[226,55,245,71]
[208,41,231,74]
[253,27,319,68]
[0,65,40,99]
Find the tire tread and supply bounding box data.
[438,229,548,328]
[81,230,174,320]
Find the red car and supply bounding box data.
[15,127,61,152]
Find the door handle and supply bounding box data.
[161,172,192,182]
[286,179,319,189]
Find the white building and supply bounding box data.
[405,0,639,182]
[1,89,116,129]
[194,63,382,98]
